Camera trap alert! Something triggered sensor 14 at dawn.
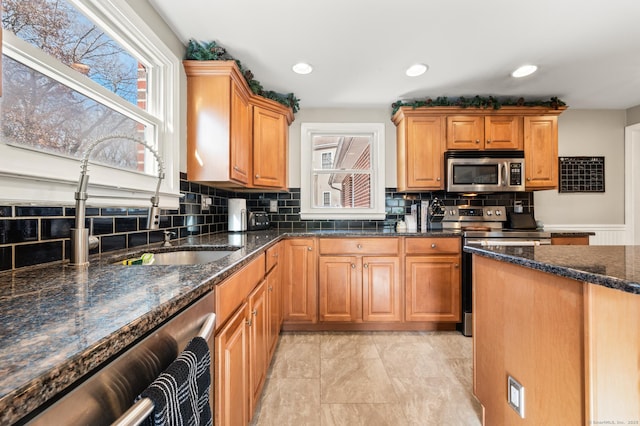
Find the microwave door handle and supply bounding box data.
[500,163,506,187]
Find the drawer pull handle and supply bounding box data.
[431,243,437,248]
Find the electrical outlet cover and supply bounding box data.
[508,376,525,418]
[269,199,278,213]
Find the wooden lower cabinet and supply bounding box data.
[215,303,249,426]
[318,238,402,324]
[318,255,403,322]
[405,237,461,323]
[551,235,590,245]
[282,238,317,324]
[248,280,268,414]
[405,256,461,322]
[265,242,282,361]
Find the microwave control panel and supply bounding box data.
[509,163,522,185]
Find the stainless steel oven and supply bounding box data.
[445,151,525,192]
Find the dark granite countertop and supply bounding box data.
[464,245,640,295]
[0,229,458,424]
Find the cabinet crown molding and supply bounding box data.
[392,105,567,124]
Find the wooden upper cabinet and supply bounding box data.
[447,116,484,149]
[184,61,252,186]
[447,115,522,150]
[251,97,291,189]
[393,112,445,191]
[184,60,293,189]
[524,116,558,189]
[230,82,252,184]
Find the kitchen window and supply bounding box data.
[0,0,181,207]
[300,123,385,220]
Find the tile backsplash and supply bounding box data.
[0,173,533,272]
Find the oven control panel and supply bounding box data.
[442,205,507,222]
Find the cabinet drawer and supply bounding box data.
[319,238,399,255]
[216,253,265,330]
[405,237,460,255]
[265,243,280,272]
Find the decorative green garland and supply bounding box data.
[391,96,566,116]
[186,40,300,113]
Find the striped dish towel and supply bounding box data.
[139,336,212,426]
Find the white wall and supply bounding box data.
[534,109,626,225]
[288,108,396,188]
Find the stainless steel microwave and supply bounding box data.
[445,151,525,192]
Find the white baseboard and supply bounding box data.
[543,224,629,245]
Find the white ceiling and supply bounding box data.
[149,0,640,110]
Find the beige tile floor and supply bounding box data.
[250,331,482,426]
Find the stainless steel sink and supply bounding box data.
[114,246,242,265]
[150,250,237,265]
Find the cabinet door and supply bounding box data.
[362,256,402,322]
[319,256,360,322]
[248,280,268,415]
[215,303,249,426]
[397,115,445,191]
[283,238,317,324]
[230,81,251,184]
[484,116,522,150]
[524,116,558,189]
[405,256,461,322]
[266,248,282,359]
[446,116,484,150]
[253,105,287,188]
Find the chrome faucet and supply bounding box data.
[70,135,165,266]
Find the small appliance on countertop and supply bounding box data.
[248,211,270,231]
[228,198,247,232]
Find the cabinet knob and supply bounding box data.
[431,243,437,248]
[269,286,273,291]
[351,263,356,269]
[357,244,362,249]
[307,246,313,251]
[455,264,460,268]
[436,177,441,181]
[252,309,258,316]
[233,166,240,171]
[527,177,531,181]
[475,139,480,144]
[246,318,252,326]
[255,174,260,179]
[363,264,369,269]
[486,139,491,144]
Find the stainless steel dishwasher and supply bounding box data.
[25,291,215,425]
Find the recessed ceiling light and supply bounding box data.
[406,63,428,77]
[511,64,538,78]
[292,62,313,75]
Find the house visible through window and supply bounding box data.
[301,123,385,220]
[0,0,180,207]
[1,0,158,174]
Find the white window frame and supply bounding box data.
[0,0,181,209]
[300,122,385,220]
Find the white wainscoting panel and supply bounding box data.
[544,224,629,245]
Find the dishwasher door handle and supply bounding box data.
[111,312,216,426]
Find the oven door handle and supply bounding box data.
[480,240,540,246]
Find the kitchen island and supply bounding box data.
[465,244,640,425]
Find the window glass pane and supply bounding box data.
[1,55,152,173]
[312,135,371,171]
[2,0,147,108]
[312,172,372,208]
